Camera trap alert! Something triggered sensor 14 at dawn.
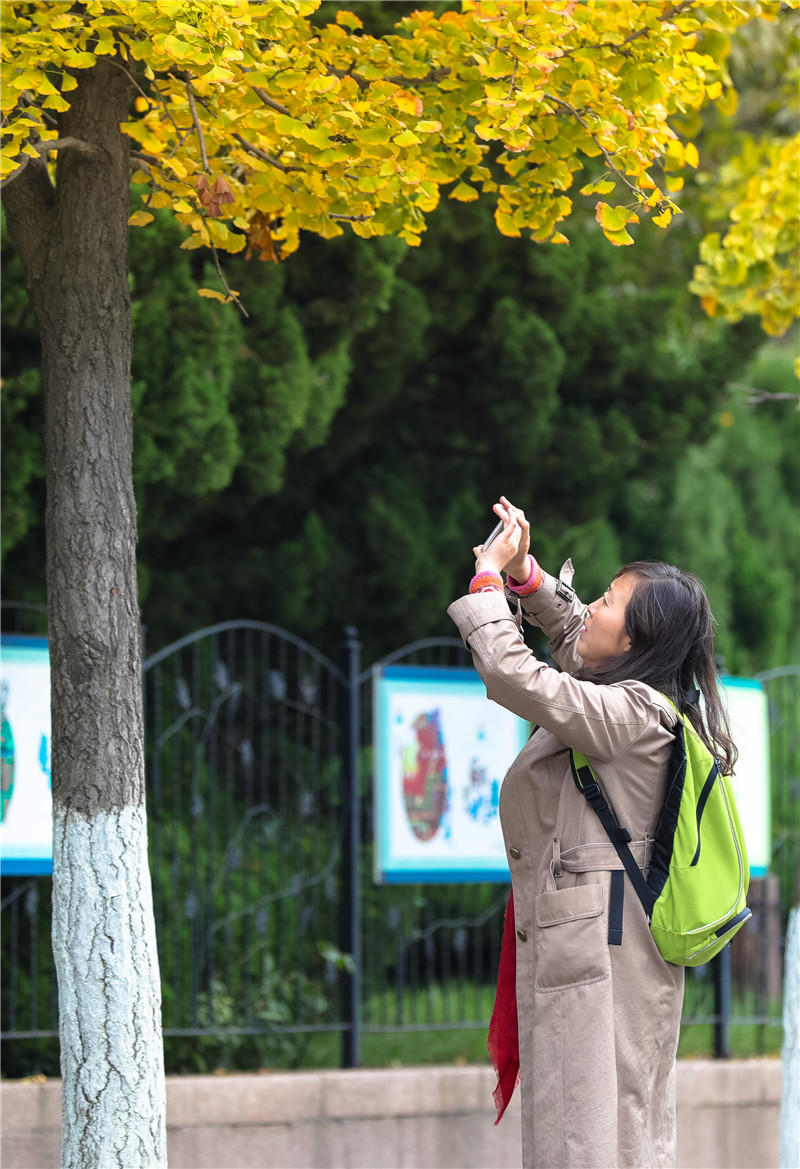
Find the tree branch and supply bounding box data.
[205,233,249,318]
[18,91,59,129]
[147,84,181,141]
[186,81,210,172]
[326,62,452,91]
[235,67,294,115]
[232,133,304,173]
[325,64,369,92]
[621,0,696,46]
[128,145,162,166]
[34,137,100,157]
[0,138,100,190]
[545,93,644,201]
[102,54,156,107]
[386,67,452,88]
[728,382,800,408]
[247,59,451,121]
[1,152,56,284]
[0,154,30,190]
[553,2,697,60]
[507,61,519,102]
[250,86,292,117]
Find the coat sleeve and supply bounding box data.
[504,558,587,676]
[447,588,673,763]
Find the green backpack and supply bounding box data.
[571,700,751,967]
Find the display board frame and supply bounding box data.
[373,665,529,884]
[0,635,53,875]
[720,675,770,878]
[373,665,771,885]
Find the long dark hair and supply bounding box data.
[579,561,738,774]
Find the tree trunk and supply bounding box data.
[2,59,167,1168]
[780,907,799,1169]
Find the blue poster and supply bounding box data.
[0,636,53,875]
[373,666,529,883]
[720,676,769,878]
[372,667,770,884]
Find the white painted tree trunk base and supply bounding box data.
[780,906,799,1169]
[53,805,167,1169]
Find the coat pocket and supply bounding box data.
[534,883,610,992]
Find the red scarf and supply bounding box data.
[488,890,520,1124]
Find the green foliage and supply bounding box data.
[0,878,60,1079]
[131,223,243,523]
[313,0,458,36]
[165,961,330,1074]
[0,367,42,558]
[5,188,792,672]
[613,338,800,674]
[4,42,796,669]
[199,197,764,660]
[0,227,43,565]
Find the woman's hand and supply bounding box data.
[473,498,526,576]
[500,497,531,582]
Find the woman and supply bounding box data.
[447,497,735,1169]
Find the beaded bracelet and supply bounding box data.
[507,555,545,597]
[469,570,504,595]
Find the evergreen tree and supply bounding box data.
[7,185,794,669]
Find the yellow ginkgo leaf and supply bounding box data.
[450,181,478,202]
[602,226,635,246]
[394,129,421,148]
[596,203,639,232]
[496,209,521,237]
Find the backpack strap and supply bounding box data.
[608,870,625,946]
[570,751,657,928]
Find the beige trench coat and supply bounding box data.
[448,559,685,1169]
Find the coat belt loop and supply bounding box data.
[552,836,562,879]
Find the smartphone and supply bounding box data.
[482,519,504,551]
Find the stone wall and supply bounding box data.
[1,1059,782,1169]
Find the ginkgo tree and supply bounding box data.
[686,6,800,344]
[6,2,793,274]
[690,133,800,341]
[1,1,795,1164]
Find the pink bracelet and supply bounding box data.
[469,570,503,595]
[507,555,544,596]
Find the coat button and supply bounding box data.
[509,847,521,860]
[517,929,527,942]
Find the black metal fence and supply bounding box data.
[1,607,796,1077]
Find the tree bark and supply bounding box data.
[780,907,799,1169]
[2,59,167,1168]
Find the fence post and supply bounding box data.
[340,625,362,1068]
[714,945,732,1058]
